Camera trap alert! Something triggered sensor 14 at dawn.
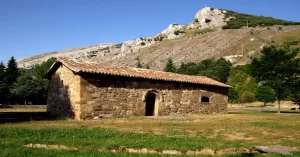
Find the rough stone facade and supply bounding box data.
[47,65,228,120]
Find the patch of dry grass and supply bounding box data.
[271,29,300,48]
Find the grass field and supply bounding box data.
[1,109,300,156]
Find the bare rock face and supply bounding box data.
[17,43,115,68]
[160,24,184,39]
[187,7,228,29]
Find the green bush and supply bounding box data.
[228,88,239,103]
[174,30,185,35]
[255,86,276,106]
[242,91,256,103]
[27,102,33,105]
[227,65,258,103]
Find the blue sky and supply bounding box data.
[0,0,300,63]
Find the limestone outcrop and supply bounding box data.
[187,7,229,29]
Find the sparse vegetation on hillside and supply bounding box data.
[154,35,166,41]
[191,28,215,36]
[223,10,300,29]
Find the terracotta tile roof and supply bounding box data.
[49,57,231,88]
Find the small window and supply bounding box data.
[201,96,210,103]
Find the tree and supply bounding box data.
[164,58,177,72]
[249,45,300,113]
[228,88,239,104]
[5,57,19,86]
[255,86,276,106]
[226,65,258,104]
[0,62,8,103]
[177,62,199,75]
[12,58,56,105]
[204,58,232,83]
[176,58,232,83]
[5,57,19,103]
[291,79,300,108]
[12,73,47,104]
[32,57,56,77]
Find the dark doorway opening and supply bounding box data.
[145,93,156,116]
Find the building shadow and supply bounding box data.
[0,104,13,108]
[0,112,51,123]
[262,110,300,114]
[0,74,73,123]
[46,73,74,119]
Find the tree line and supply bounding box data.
[163,45,300,112]
[0,57,55,105]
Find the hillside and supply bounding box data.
[17,7,300,70]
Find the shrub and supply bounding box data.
[242,91,256,103]
[228,88,239,104]
[255,86,276,106]
[140,42,146,46]
[174,30,185,35]
[227,65,258,104]
[193,28,215,35]
[154,36,165,41]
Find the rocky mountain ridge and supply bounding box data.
[17,7,300,70]
[17,7,230,68]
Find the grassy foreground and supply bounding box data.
[1,109,300,156]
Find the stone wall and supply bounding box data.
[47,67,228,120]
[79,73,228,119]
[47,65,82,120]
